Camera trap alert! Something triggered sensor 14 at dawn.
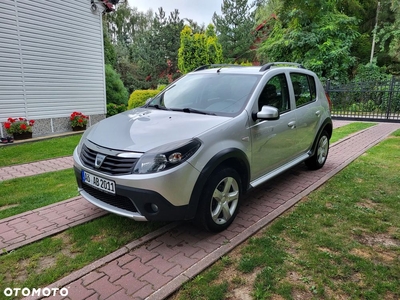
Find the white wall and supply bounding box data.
[0,0,106,122]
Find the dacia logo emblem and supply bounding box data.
[95,154,106,169]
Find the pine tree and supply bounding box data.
[212,0,256,62]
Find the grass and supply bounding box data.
[330,122,376,143]
[0,215,166,296]
[0,122,372,168]
[0,169,78,219]
[0,133,82,167]
[170,129,400,300]
[0,121,392,298]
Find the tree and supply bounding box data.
[257,0,359,83]
[377,0,400,73]
[178,26,199,74]
[105,64,129,105]
[103,4,185,90]
[212,0,256,62]
[184,19,206,33]
[103,22,117,67]
[178,25,224,74]
[164,10,185,77]
[205,24,224,65]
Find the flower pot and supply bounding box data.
[13,132,33,140]
[72,125,86,131]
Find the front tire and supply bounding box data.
[195,168,242,232]
[305,130,329,170]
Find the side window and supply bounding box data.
[258,74,290,113]
[290,73,317,107]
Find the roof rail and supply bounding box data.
[259,62,305,72]
[193,64,244,72]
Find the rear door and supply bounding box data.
[290,72,321,153]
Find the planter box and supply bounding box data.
[72,125,86,131]
[13,132,33,140]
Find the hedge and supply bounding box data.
[127,85,166,110]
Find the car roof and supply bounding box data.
[190,62,311,76]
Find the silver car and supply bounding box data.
[73,63,332,232]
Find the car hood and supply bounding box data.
[86,108,231,152]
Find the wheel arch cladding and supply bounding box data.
[310,119,332,156]
[185,148,250,220]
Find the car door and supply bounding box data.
[290,72,321,153]
[250,73,299,180]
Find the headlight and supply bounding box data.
[133,139,201,174]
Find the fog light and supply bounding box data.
[150,203,159,213]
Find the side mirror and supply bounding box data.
[254,105,280,121]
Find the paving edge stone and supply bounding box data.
[148,123,398,300]
[24,222,180,300]
[19,122,400,300]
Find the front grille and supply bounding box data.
[82,184,138,213]
[80,144,138,175]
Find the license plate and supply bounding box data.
[81,170,116,195]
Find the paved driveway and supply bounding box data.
[16,121,399,300]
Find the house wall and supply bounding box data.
[0,0,106,137]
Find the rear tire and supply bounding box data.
[305,130,329,170]
[195,168,241,232]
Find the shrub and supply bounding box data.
[105,64,129,105]
[127,90,159,109]
[353,63,390,82]
[106,103,127,117]
[349,100,377,112]
[127,86,166,110]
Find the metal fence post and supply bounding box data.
[386,76,395,119]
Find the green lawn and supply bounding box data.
[0,133,82,167]
[0,215,166,295]
[1,122,395,299]
[331,122,376,143]
[0,122,374,219]
[170,129,400,300]
[0,169,78,219]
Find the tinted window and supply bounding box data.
[290,73,317,107]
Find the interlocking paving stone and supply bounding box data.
[0,197,107,252]
[1,121,397,299]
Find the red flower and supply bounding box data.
[4,116,35,134]
[70,111,88,128]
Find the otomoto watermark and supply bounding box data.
[3,287,69,297]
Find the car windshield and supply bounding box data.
[148,73,261,116]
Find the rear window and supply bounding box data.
[290,73,317,107]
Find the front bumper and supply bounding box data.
[73,148,200,222]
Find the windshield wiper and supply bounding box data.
[180,108,216,115]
